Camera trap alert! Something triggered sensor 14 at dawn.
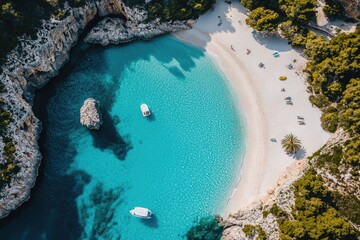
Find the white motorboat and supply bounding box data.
[140,104,151,117]
[130,207,153,219]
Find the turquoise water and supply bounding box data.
[0,36,245,239]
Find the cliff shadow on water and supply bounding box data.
[0,30,207,238]
[0,18,129,239]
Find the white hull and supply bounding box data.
[140,104,151,117]
[130,207,153,219]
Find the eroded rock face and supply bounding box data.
[85,8,191,45]
[80,98,103,130]
[96,0,128,18]
[337,0,360,20]
[0,0,194,219]
[0,3,98,219]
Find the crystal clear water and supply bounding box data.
[0,36,245,239]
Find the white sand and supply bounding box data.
[174,1,331,216]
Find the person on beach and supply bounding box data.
[231,45,235,51]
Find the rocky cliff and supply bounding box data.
[337,0,360,20]
[220,159,308,240]
[220,129,360,239]
[85,8,190,45]
[0,0,190,218]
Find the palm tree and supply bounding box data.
[281,134,302,154]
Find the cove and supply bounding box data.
[0,35,245,239]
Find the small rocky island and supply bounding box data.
[80,98,103,130]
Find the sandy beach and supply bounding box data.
[174,1,331,216]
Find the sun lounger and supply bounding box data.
[273,52,280,58]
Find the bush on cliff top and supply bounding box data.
[145,0,216,21]
[0,137,19,187]
[0,0,86,65]
[278,169,358,239]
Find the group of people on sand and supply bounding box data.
[229,45,252,55]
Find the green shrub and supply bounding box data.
[323,0,344,19]
[146,0,216,21]
[269,204,287,218]
[344,138,360,165]
[280,0,317,24]
[243,224,267,239]
[278,169,358,239]
[309,94,330,109]
[315,146,343,174]
[246,7,280,32]
[243,224,256,237]
[257,226,267,240]
[333,192,360,225]
[320,107,339,132]
[339,79,360,135]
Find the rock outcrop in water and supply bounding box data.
[0,0,191,218]
[80,98,103,130]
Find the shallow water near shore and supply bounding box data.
[0,36,245,239]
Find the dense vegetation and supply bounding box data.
[242,224,267,239]
[185,216,224,240]
[242,0,360,238]
[245,7,280,32]
[126,0,216,21]
[0,0,85,65]
[242,0,360,162]
[0,80,19,187]
[277,169,358,239]
[323,0,345,20]
[242,0,317,33]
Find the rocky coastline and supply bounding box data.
[0,0,190,218]
[219,128,360,239]
[85,7,190,45]
[220,159,308,240]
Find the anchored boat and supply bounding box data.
[130,207,153,219]
[140,103,151,117]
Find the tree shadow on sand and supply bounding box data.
[291,148,307,160]
[252,32,293,52]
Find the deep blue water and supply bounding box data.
[0,36,245,239]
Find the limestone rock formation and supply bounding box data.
[220,159,308,239]
[80,98,103,130]
[0,3,97,219]
[0,0,193,218]
[96,0,128,18]
[337,0,360,20]
[85,8,191,45]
